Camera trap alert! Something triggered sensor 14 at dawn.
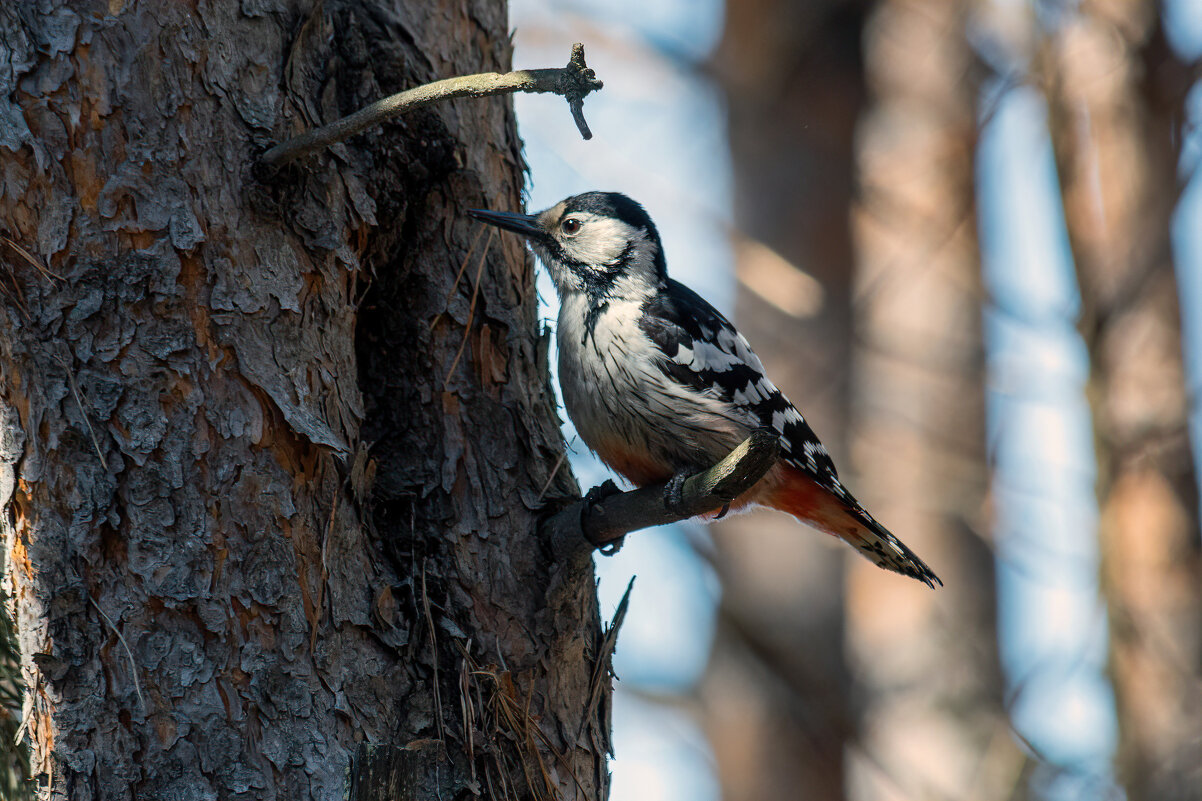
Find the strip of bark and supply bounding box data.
[345,740,468,801]
[544,429,781,556]
[263,43,603,166]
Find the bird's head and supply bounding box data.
[469,192,666,299]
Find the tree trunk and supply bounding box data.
[1040,5,1202,799]
[0,3,605,800]
[848,2,1014,798]
[702,3,866,798]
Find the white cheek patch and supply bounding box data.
[530,243,584,293]
[561,215,639,266]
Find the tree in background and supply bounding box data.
[703,2,867,798]
[848,1,1014,798]
[705,1,1011,799]
[708,1,1201,798]
[0,2,605,799]
[1040,3,1202,798]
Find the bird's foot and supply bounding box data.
[584,479,622,508]
[662,469,697,517]
[582,480,625,555]
[713,502,732,520]
[598,538,624,556]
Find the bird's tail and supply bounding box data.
[766,466,942,588]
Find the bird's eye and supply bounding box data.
[561,218,582,235]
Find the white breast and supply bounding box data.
[556,292,750,479]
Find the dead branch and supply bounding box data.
[543,429,781,555]
[262,43,603,167]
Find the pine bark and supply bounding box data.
[1040,5,1202,798]
[848,2,1013,798]
[0,3,605,800]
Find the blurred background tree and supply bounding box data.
[1040,3,1202,798]
[848,1,1011,798]
[701,2,865,798]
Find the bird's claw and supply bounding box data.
[713,502,731,520]
[663,469,695,516]
[583,480,625,555]
[583,479,622,507]
[597,537,624,556]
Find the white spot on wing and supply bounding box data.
[732,379,767,405]
[690,339,742,371]
[802,440,827,470]
[720,329,766,370]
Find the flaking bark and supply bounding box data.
[0,2,606,800]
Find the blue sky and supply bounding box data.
[978,83,1118,793]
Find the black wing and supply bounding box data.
[639,279,839,482]
[639,281,942,588]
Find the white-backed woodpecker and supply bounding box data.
[470,192,939,587]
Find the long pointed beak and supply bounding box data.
[467,208,544,238]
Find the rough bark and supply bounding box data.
[702,3,867,798]
[847,2,1015,798]
[1040,5,1202,799]
[0,2,605,800]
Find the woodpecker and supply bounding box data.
[469,192,940,587]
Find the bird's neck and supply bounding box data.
[557,288,646,350]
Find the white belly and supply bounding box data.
[556,293,748,483]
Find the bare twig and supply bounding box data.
[54,350,108,470]
[535,447,570,502]
[578,577,633,741]
[443,228,494,390]
[262,43,603,167]
[88,598,146,715]
[543,429,780,554]
[421,563,445,744]
[309,489,338,653]
[429,225,488,332]
[2,236,64,281]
